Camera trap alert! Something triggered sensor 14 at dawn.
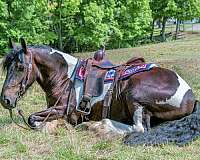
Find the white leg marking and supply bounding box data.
[133,106,144,133]
[156,73,191,108]
[101,119,133,134]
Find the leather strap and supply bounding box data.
[102,65,126,119]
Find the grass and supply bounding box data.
[1,33,200,159]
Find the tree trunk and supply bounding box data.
[58,0,63,50]
[150,19,155,41]
[157,19,161,28]
[175,19,180,40]
[179,20,181,31]
[161,17,167,42]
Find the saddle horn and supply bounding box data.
[93,45,106,61]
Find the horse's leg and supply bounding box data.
[143,109,152,131]
[131,103,144,133]
[143,112,151,131]
[28,106,66,127]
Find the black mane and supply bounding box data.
[28,45,51,50]
[1,45,52,72]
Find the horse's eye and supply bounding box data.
[17,64,25,71]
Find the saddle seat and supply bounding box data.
[92,59,119,69]
[126,57,145,66]
[92,57,145,69]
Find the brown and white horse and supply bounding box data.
[0,38,197,134]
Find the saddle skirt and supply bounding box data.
[75,60,157,83]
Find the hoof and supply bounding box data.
[28,115,37,128]
[133,124,144,133]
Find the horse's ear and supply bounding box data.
[20,37,27,54]
[8,38,16,50]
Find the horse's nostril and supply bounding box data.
[4,98,11,106]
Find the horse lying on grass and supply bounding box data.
[0,38,198,138]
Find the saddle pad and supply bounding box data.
[75,60,86,81]
[104,63,157,81]
[120,63,157,80]
[75,61,156,82]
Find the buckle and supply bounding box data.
[76,100,91,115]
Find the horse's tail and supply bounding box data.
[193,100,200,113]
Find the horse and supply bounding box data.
[0,38,197,134]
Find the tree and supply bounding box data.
[174,0,200,39]
[48,0,81,51]
[115,0,152,47]
[150,0,177,41]
[74,1,115,51]
[0,0,8,54]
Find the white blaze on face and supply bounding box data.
[156,73,191,108]
[49,49,78,78]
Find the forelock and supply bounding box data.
[1,47,22,71]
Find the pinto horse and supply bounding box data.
[0,38,197,133]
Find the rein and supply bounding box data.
[12,78,71,130]
[9,109,31,130]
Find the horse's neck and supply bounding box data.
[33,49,70,104]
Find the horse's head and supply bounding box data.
[1,38,33,110]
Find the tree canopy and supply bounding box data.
[0,0,199,55]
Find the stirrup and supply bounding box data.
[76,100,91,115]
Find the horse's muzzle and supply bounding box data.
[0,95,16,109]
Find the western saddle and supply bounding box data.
[78,48,145,117]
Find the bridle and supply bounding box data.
[18,49,33,100]
[9,49,36,130]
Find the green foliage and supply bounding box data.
[0,0,8,54]
[15,141,27,153]
[175,0,200,20]
[0,0,153,54]
[150,0,200,20]
[0,0,200,54]
[150,0,200,41]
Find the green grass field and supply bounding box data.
[1,33,200,159]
